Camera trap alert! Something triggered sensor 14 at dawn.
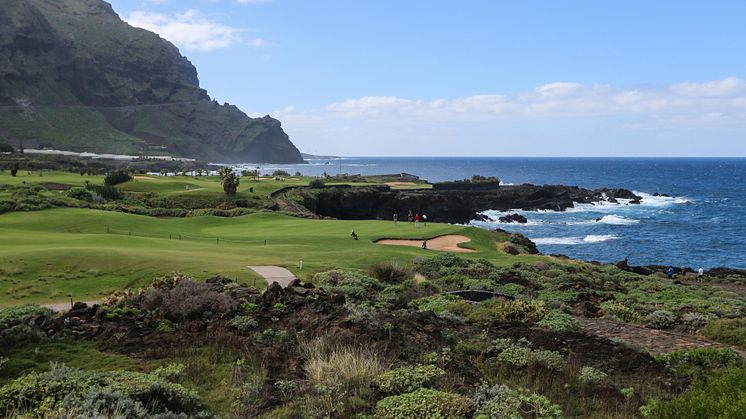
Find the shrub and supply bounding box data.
[104,170,133,186]
[272,170,291,177]
[578,366,608,384]
[647,310,676,329]
[308,179,325,188]
[704,318,746,347]
[66,187,93,201]
[537,310,580,332]
[466,299,547,325]
[0,305,52,325]
[155,319,174,332]
[68,388,149,418]
[409,294,466,315]
[681,312,709,330]
[599,300,640,323]
[312,270,383,301]
[655,348,743,380]
[473,384,563,419]
[369,260,412,283]
[375,388,473,419]
[488,338,564,371]
[0,362,206,417]
[229,315,259,335]
[651,368,746,418]
[140,279,237,321]
[375,365,446,394]
[300,337,385,395]
[89,184,122,200]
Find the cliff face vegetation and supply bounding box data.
[0,0,303,163]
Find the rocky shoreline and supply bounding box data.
[288,183,642,224]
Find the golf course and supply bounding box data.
[0,170,534,306]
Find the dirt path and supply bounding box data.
[376,235,476,253]
[248,266,297,288]
[579,317,746,357]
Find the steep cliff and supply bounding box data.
[0,0,304,163]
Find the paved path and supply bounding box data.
[248,266,297,288]
[41,301,100,312]
[579,317,746,357]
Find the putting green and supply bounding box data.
[0,208,540,306]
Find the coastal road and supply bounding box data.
[248,265,297,288]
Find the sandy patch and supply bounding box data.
[133,176,155,180]
[385,182,417,187]
[376,235,476,253]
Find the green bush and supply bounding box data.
[66,187,94,201]
[680,312,709,330]
[578,366,608,384]
[308,179,325,188]
[409,294,466,315]
[104,170,133,186]
[704,318,746,347]
[537,310,580,332]
[473,384,563,419]
[651,367,746,419]
[375,388,473,418]
[466,299,547,325]
[647,310,676,329]
[655,348,743,380]
[0,305,52,324]
[229,315,259,335]
[313,269,383,301]
[491,341,564,371]
[375,365,446,394]
[369,261,412,283]
[0,362,207,417]
[599,300,640,323]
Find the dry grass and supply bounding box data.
[300,337,386,393]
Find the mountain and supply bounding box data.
[0,0,304,163]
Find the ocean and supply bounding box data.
[233,157,746,269]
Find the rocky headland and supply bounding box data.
[285,183,642,224]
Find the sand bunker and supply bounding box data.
[133,176,155,180]
[384,182,417,187]
[376,235,476,253]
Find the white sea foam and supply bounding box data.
[533,234,620,245]
[568,215,640,225]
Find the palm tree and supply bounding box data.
[218,167,239,195]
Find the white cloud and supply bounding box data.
[124,10,250,52]
[670,77,746,98]
[274,77,746,156]
[306,77,746,121]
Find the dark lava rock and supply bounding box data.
[292,184,643,224]
[498,213,528,224]
[509,232,540,255]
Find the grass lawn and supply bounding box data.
[0,208,539,306]
[0,171,427,204]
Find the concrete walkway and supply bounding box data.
[41,301,100,312]
[248,266,297,288]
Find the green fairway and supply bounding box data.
[0,208,537,306]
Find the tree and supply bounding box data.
[0,142,13,153]
[10,163,19,177]
[219,167,239,195]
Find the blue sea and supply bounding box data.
[235,157,746,269]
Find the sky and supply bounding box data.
[108,0,746,156]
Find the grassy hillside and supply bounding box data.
[0,208,529,306]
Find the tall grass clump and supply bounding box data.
[299,337,386,416]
